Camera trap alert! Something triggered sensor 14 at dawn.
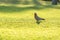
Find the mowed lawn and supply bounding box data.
[0,5,60,40]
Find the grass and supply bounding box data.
[0,4,60,40]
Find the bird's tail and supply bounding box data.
[41,18,45,20]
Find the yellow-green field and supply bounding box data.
[0,5,60,40]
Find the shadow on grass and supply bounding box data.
[0,6,35,13]
[0,5,60,13]
[0,6,44,13]
[43,5,60,9]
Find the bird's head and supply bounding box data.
[34,12,37,16]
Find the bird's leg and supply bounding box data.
[36,20,40,24]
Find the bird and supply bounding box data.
[34,12,45,24]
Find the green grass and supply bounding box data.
[0,4,60,40]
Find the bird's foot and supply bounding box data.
[36,21,40,24]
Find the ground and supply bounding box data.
[0,4,60,40]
